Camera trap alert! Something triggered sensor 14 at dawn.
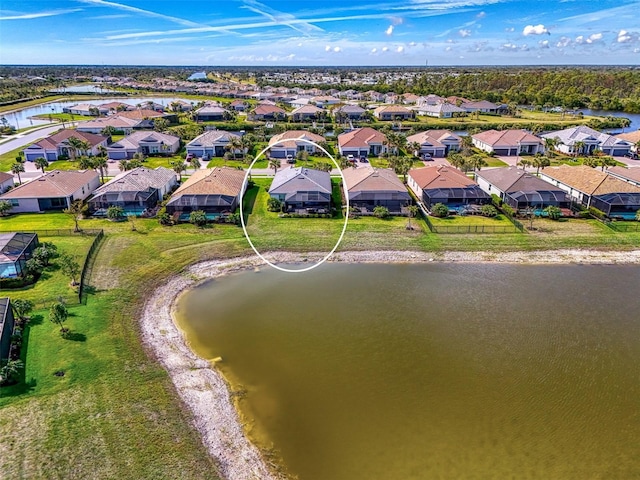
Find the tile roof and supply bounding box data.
[0,170,99,199]
[117,109,166,120]
[252,104,286,115]
[27,129,107,150]
[409,165,476,189]
[269,167,331,195]
[187,130,241,147]
[92,167,175,194]
[476,167,563,193]
[338,127,387,148]
[541,125,630,147]
[374,105,412,115]
[109,131,179,150]
[269,130,325,149]
[419,103,466,115]
[171,167,245,197]
[406,130,462,147]
[76,116,141,130]
[607,166,640,185]
[541,165,640,195]
[615,130,640,144]
[0,172,13,184]
[342,166,407,193]
[290,105,323,115]
[472,129,542,147]
[335,105,366,114]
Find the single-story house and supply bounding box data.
[0,170,100,213]
[0,172,14,194]
[107,131,180,160]
[606,166,640,188]
[186,130,244,159]
[475,167,570,211]
[539,165,640,218]
[373,105,415,121]
[229,100,248,112]
[99,101,134,113]
[541,126,633,157]
[63,103,105,116]
[0,232,39,279]
[23,129,108,162]
[333,104,367,121]
[165,167,247,219]
[88,166,177,215]
[195,106,230,121]
[75,116,142,135]
[342,166,410,214]
[406,130,462,158]
[117,109,176,124]
[338,127,388,158]
[416,94,445,106]
[472,129,544,156]
[289,105,325,122]
[269,167,332,211]
[311,96,341,108]
[268,131,326,159]
[286,96,311,108]
[460,100,503,114]
[615,130,640,153]
[0,298,15,363]
[408,166,490,209]
[417,102,467,118]
[248,104,287,121]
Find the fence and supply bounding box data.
[424,221,524,234]
[0,228,104,237]
[604,221,640,233]
[78,230,104,303]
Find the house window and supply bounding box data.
[10,199,19,206]
[50,198,66,208]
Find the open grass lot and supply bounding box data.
[1,202,640,479]
[429,213,513,227]
[207,157,268,169]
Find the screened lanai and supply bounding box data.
[591,193,640,219]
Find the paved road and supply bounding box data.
[0,122,71,156]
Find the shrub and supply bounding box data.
[431,203,449,218]
[267,197,282,212]
[480,204,498,217]
[501,203,515,217]
[491,194,503,207]
[106,205,125,220]
[544,205,562,220]
[189,210,208,227]
[588,206,606,219]
[373,205,390,219]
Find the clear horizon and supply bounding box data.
[1,1,639,66]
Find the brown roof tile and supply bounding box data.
[542,165,640,195]
[171,167,245,197]
[409,165,475,189]
[1,170,98,199]
[342,166,406,193]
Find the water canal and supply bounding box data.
[175,263,640,479]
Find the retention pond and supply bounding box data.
[175,263,640,479]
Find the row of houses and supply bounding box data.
[3,161,639,220]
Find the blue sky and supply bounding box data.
[1,0,639,66]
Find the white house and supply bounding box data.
[107,131,180,160]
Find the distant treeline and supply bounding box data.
[1,65,639,113]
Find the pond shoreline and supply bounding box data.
[139,248,640,480]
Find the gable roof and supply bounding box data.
[171,167,245,197]
[607,166,640,186]
[373,105,412,115]
[406,130,462,147]
[338,127,387,148]
[109,131,179,150]
[92,167,175,194]
[26,129,107,150]
[335,104,366,114]
[290,105,323,115]
[252,104,286,115]
[117,109,166,120]
[0,170,98,199]
[195,105,229,115]
[269,130,325,149]
[615,130,640,144]
[269,167,331,195]
[476,167,561,193]
[0,172,13,184]
[419,103,467,115]
[409,165,476,189]
[473,129,542,147]
[76,116,141,130]
[541,165,640,195]
[187,130,241,147]
[342,166,407,193]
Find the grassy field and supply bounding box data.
[1,201,640,479]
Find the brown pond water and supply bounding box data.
[175,263,640,480]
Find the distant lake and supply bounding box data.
[176,263,640,480]
[1,96,192,129]
[579,109,640,132]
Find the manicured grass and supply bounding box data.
[429,214,513,227]
[483,157,509,168]
[33,113,93,122]
[0,96,68,114]
[207,157,268,169]
[0,145,26,172]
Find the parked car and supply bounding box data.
[624,152,639,159]
[286,154,295,164]
[359,156,368,163]
[422,153,433,161]
[186,153,195,161]
[347,154,355,162]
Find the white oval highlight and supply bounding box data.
[239,137,349,273]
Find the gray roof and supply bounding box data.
[0,233,38,263]
[92,167,175,195]
[541,125,632,148]
[187,130,241,147]
[476,167,562,193]
[269,167,332,195]
[109,131,179,150]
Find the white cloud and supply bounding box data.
[325,45,331,51]
[556,36,571,48]
[409,41,417,46]
[476,11,486,19]
[382,46,389,52]
[586,33,602,43]
[539,40,549,48]
[523,24,549,36]
[371,47,377,53]
[505,27,514,32]
[459,29,471,37]
[575,35,584,44]
[618,30,633,43]
[297,42,303,47]
[0,8,82,20]
[397,46,404,53]
[445,46,451,51]
[385,25,394,36]
[333,46,341,52]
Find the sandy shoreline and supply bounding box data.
[138,249,640,480]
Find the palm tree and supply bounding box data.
[269,158,280,175]
[101,125,117,139]
[599,156,616,171]
[517,158,532,170]
[460,135,474,156]
[170,159,187,180]
[573,140,586,158]
[190,157,201,170]
[79,156,95,170]
[228,136,243,159]
[469,154,488,171]
[95,145,108,182]
[408,141,422,158]
[34,156,49,173]
[66,136,84,161]
[544,137,559,157]
[447,153,467,172]
[531,154,550,174]
[118,160,130,172]
[11,162,24,185]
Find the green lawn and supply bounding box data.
[207,157,268,169]
[0,145,25,172]
[429,214,514,227]
[32,113,93,122]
